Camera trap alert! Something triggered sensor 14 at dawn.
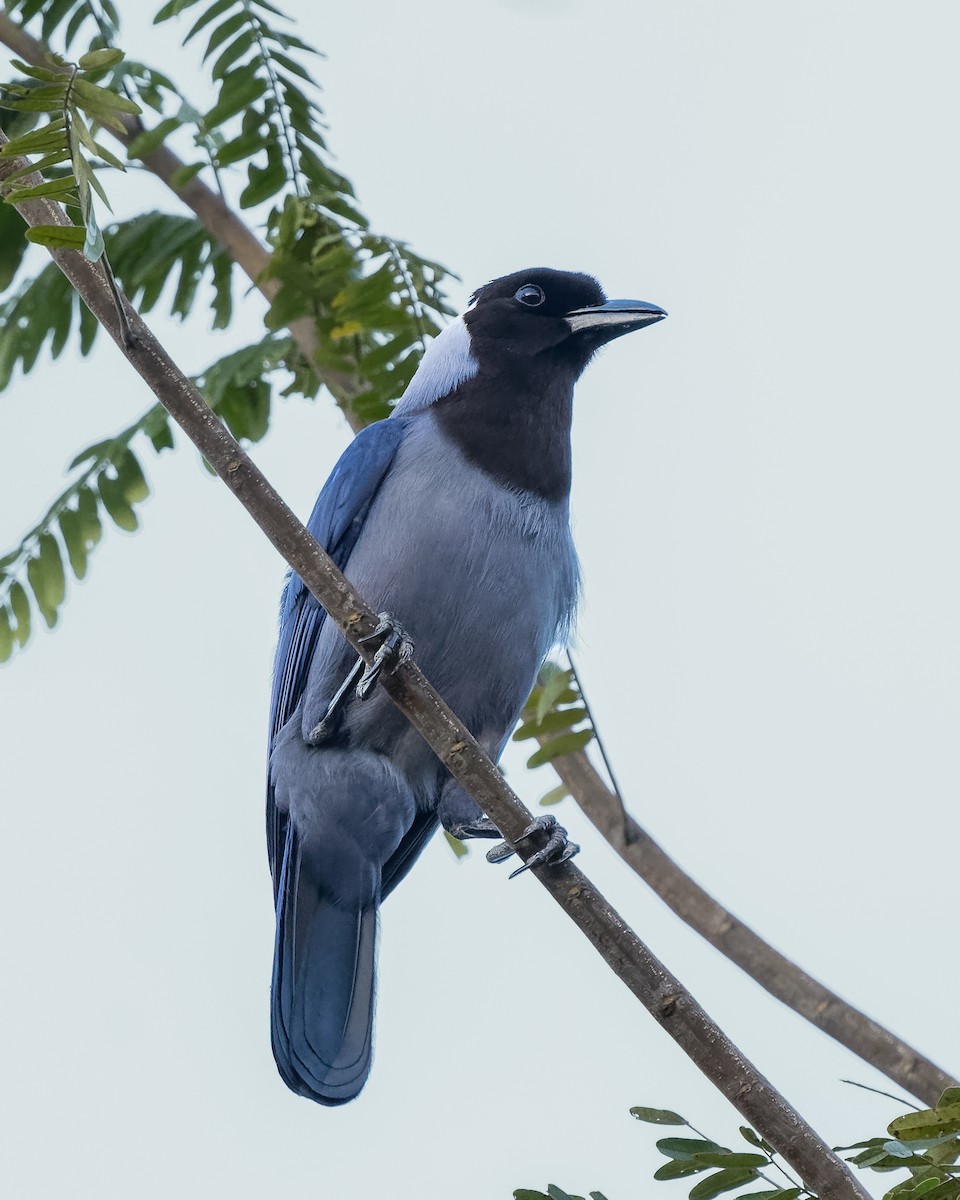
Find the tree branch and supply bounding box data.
[548,747,958,1107]
[0,138,873,1200]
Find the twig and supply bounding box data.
[546,746,958,1107]
[0,134,870,1200]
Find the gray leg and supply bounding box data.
[486,814,580,879]
[309,613,413,742]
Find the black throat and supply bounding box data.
[432,360,576,502]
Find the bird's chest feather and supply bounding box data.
[300,416,579,750]
[352,418,577,660]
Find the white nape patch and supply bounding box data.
[391,317,479,416]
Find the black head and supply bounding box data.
[463,267,666,375]
[420,267,666,502]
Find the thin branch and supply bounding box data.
[0,137,870,1200]
[546,746,959,1108]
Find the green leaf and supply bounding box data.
[24,224,85,249]
[77,487,103,549]
[736,1192,794,1200]
[116,450,150,504]
[890,1107,960,1143]
[657,1139,730,1161]
[691,1153,767,1169]
[9,63,68,86]
[71,77,141,121]
[536,663,575,722]
[97,472,139,532]
[5,176,77,202]
[202,10,249,62]
[185,0,238,41]
[59,507,89,579]
[240,155,287,208]
[526,728,594,769]
[26,533,66,627]
[154,0,206,21]
[630,1106,687,1126]
[143,408,175,454]
[513,706,588,740]
[539,784,569,807]
[688,1168,758,1199]
[738,1128,774,1154]
[170,162,205,188]
[653,1161,706,1181]
[203,71,265,130]
[0,607,14,662]
[78,49,124,71]
[127,116,181,159]
[9,582,31,647]
[3,86,69,113]
[1,119,68,156]
[443,831,468,860]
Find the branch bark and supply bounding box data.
[1,138,871,1200]
[548,747,958,1107]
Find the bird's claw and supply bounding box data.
[485,814,580,879]
[309,614,413,743]
[356,613,414,701]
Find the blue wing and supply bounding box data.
[266,417,409,896]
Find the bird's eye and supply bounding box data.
[515,284,546,307]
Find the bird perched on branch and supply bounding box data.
[267,268,666,1104]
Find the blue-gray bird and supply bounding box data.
[267,268,666,1104]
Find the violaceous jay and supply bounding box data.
[267,268,666,1104]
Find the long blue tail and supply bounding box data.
[271,828,377,1105]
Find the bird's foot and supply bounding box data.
[308,614,413,743]
[356,613,414,700]
[486,814,580,879]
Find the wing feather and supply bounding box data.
[266,418,408,893]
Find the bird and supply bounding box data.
[267,267,666,1105]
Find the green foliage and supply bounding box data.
[0,209,234,391]
[0,2,455,659]
[514,1188,610,1200]
[2,2,120,52]
[152,0,347,205]
[833,1089,960,1199]
[530,1093,960,1200]
[0,331,307,661]
[0,47,138,260]
[513,661,595,802]
[264,202,453,424]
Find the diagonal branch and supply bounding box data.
[1,136,870,1200]
[548,747,959,1108]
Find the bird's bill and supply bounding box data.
[564,298,667,336]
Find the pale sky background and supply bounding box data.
[2,3,959,1198]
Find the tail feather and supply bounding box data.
[271,828,377,1104]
